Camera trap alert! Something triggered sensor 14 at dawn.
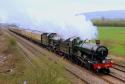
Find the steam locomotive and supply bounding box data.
[9,27,113,74]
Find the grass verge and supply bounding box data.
[0,34,71,84]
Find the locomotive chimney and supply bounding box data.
[95,40,100,45]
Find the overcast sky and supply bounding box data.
[0,0,124,39]
[0,0,125,23]
[1,0,125,12]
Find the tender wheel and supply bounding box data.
[103,69,110,74]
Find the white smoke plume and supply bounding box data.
[0,0,98,40]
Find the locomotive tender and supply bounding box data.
[9,27,113,74]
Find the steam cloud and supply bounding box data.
[0,0,98,40]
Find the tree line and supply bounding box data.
[92,18,125,27]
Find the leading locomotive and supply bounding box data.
[9,27,113,74]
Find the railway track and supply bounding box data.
[109,73,125,83]
[6,29,125,84]
[113,63,125,73]
[100,62,125,84]
[100,74,125,84]
[73,63,125,84]
[108,62,125,83]
[109,64,125,83]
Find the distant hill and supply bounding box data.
[84,10,125,20]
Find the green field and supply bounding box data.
[98,27,125,57]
